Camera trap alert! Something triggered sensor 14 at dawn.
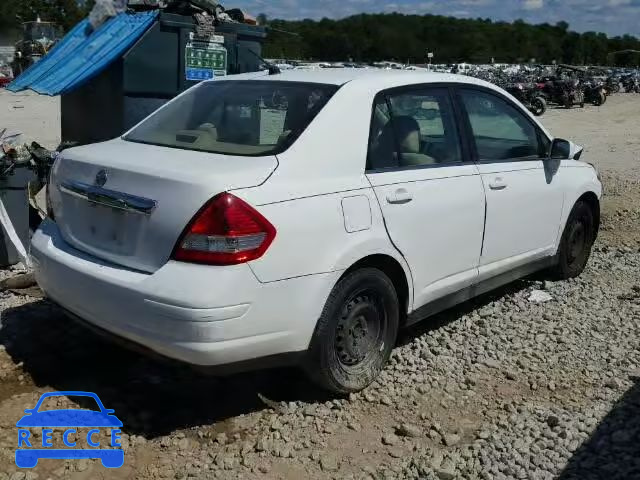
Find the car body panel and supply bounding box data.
[367,164,486,309]
[50,139,278,273]
[244,188,407,285]
[477,159,565,266]
[31,219,340,364]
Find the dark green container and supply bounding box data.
[61,12,267,146]
[0,168,35,267]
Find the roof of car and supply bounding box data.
[211,68,497,90]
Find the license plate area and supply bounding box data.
[62,197,143,256]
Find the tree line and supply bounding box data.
[1,3,638,67]
[262,13,640,67]
[0,0,94,39]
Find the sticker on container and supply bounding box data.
[185,42,227,81]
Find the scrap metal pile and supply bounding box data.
[89,0,257,30]
[0,129,59,232]
[463,64,639,116]
[0,130,56,189]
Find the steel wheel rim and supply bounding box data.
[334,291,386,367]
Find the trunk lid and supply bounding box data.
[49,139,277,273]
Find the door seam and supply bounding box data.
[364,173,417,309]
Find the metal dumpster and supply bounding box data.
[0,168,36,267]
[60,12,267,145]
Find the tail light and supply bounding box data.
[172,192,276,266]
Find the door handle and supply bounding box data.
[387,188,413,205]
[488,177,507,191]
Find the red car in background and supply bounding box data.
[0,68,13,87]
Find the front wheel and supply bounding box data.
[551,200,596,280]
[530,96,547,116]
[305,268,399,394]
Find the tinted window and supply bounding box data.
[460,89,548,161]
[367,88,462,170]
[125,81,338,157]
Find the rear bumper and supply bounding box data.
[31,219,339,367]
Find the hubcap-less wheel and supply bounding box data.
[305,268,399,394]
[551,200,596,280]
[335,294,384,367]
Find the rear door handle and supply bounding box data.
[387,188,413,205]
[488,177,507,191]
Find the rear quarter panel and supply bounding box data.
[238,188,411,291]
[233,80,413,294]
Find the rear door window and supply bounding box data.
[125,81,338,157]
[367,88,462,170]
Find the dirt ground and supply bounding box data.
[0,90,638,480]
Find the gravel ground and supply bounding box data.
[0,92,638,480]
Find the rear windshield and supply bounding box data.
[124,80,338,156]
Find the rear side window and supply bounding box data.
[124,81,338,157]
[367,88,462,170]
[459,89,548,161]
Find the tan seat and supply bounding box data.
[392,116,437,167]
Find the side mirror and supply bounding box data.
[549,138,571,160]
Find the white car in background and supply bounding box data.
[31,70,601,393]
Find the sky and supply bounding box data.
[233,0,640,38]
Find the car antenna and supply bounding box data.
[246,48,281,75]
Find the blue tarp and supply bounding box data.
[8,11,158,95]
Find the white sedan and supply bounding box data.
[31,70,601,393]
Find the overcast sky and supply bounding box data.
[234,0,640,38]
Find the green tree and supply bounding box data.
[262,12,640,66]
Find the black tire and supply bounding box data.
[29,205,43,233]
[551,201,596,280]
[530,96,547,116]
[593,92,605,106]
[305,268,399,394]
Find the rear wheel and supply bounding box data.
[551,200,596,280]
[305,268,399,394]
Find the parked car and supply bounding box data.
[31,70,602,394]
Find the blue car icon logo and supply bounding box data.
[16,391,124,468]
